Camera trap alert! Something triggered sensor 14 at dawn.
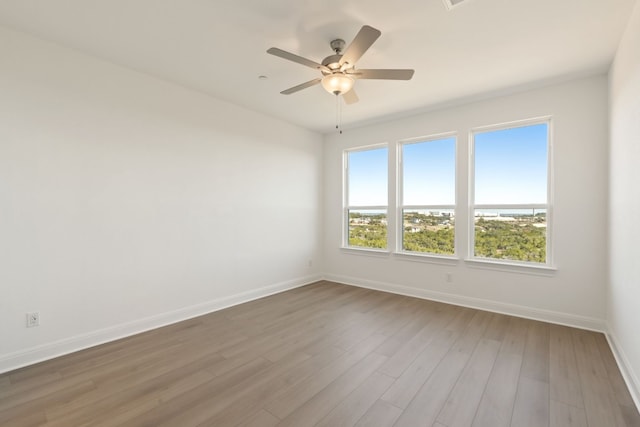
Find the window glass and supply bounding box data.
[346,147,388,249]
[348,147,388,206]
[402,209,455,255]
[474,124,547,205]
[400,137,456,255]
[472,122,550,264]
[348,209,388,249]
[403,137,456,206]
[474,208,547,263]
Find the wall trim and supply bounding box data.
[323,273,606,332]
[0,274,322,374]
[606,328,640,412]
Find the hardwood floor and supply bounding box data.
[1,281,639,427]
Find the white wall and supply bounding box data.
[0,26,323,372]
[608,0,640,407]
[324,76,609,330]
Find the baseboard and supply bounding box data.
[0,274,322,374]
[1,273,611,375]
[323,273,606,332]
[606,329,640,412]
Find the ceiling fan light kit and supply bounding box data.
[321,73,354,95]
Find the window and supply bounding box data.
[471,120,551,265]
[344,146,388,249]
[400,136,456,255]
[341,117,552,271]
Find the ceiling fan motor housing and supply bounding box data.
[321,54,344,73]
[322,39,351,74]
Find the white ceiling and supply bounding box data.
[0,0,636,133]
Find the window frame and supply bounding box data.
[397,132,458,258]
[342,143,390,252]
[468,117,554,268]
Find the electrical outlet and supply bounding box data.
[308,259,313,268]
[446,272,453,283]
[26,312,40,328]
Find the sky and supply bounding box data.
[403,137,456,205]
[348,147,388,206]
[348,123,548,207]
[474,123,548,205]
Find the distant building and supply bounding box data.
[475,212,499,217]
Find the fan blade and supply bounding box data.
[267,47,329,72]
[339,25,381,67]
[349,69,415,80]
[343,89,359,104]
[280,78,322,95]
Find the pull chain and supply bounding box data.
[335,94,343,135]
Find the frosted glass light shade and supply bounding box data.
[321,74,354,95]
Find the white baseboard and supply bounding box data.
[606,329,640,412]
[0,274,322,374]
[323,273,606,332]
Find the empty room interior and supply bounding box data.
[1,0,640,426]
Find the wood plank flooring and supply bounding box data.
[1,281,639,427]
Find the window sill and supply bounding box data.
[464,258,556,276]
[394,252,460,265]
[340,247,391,258]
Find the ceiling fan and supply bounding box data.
[267,25,414,104]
